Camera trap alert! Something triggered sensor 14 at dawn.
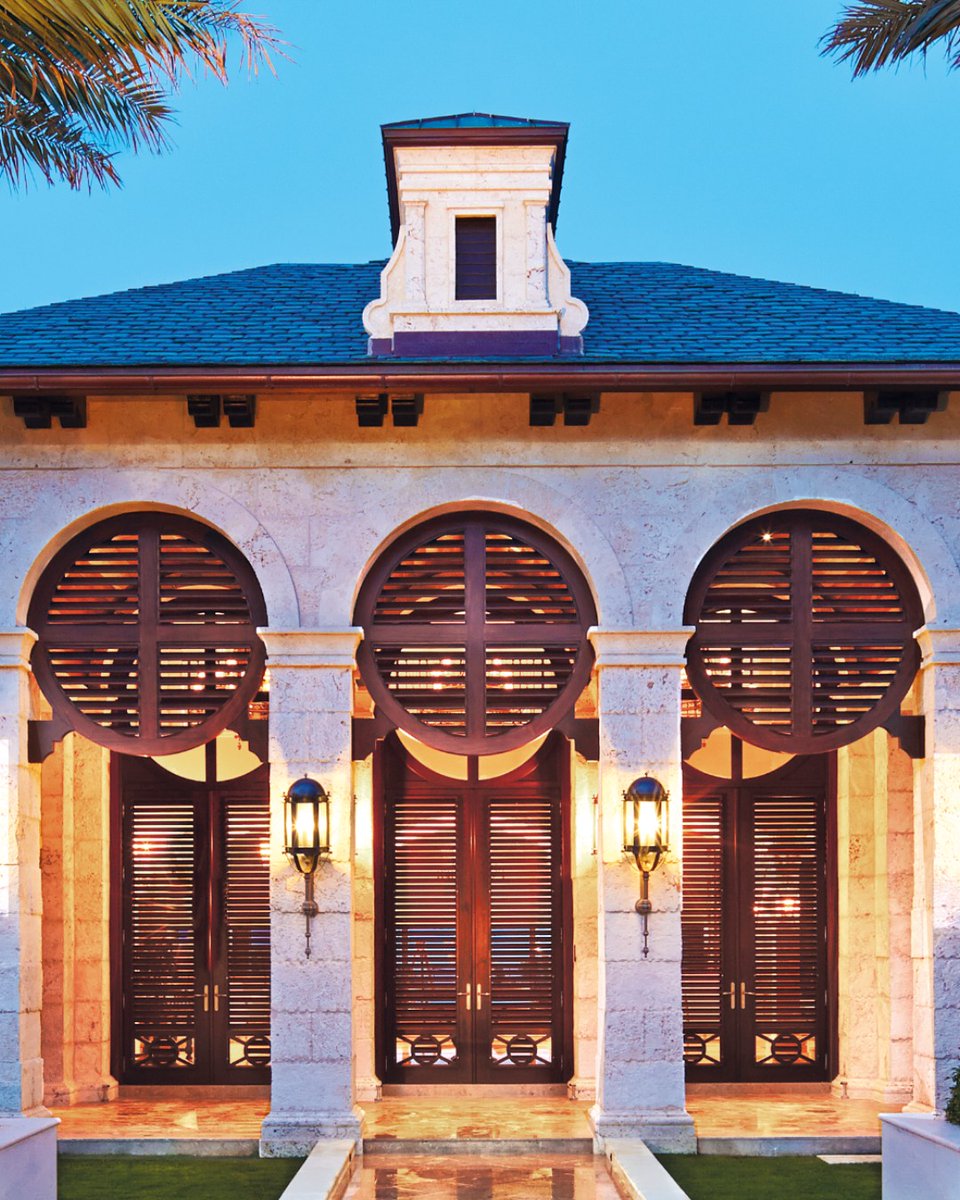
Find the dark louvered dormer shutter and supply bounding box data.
[455,217,497,300]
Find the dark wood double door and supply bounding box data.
[113,754,271,1084]
[682,752,834,1081]
[377,735,572,1084]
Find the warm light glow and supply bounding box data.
[294,803,316,843]
[761,531,773,542]
[258,840,270,862]
[780,896,799,913]
[132,838,154,856]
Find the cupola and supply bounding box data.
[363,113,589,356]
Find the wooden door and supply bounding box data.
[114,755,271,1084]
[682,754,833,1082]
[378,736,571,1084]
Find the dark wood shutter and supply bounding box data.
[684,511,922,753]
[386,793,463,1072]
[749,789,825,1071]
[117,757,271,1084]
[356,514,596,755]
[682,755,831,1082]
[680,791,725,1071]
[31,513,267,756]
[222,795,272,1072]
[455,216,497,299]
[123,786,203,1077]
[485,795,560,1072]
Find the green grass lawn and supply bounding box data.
[59,1155,303,1200]
[658,1155,881,1200]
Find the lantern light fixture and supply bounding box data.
[622,775,669,958]
[283,777,331,957]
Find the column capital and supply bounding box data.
[588,628,693,669]
[916,626,960,669]
[0,628,37,671]
[258,628,363,670]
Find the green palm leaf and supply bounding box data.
[0,1,280,190]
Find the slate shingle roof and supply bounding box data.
[2,260,960,369]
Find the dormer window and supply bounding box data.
[455,216,497,300]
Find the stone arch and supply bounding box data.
[14,477,299,630]
[670,469,958,630]
[346,472,632,629]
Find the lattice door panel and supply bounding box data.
[681,756,831,1082]
[117,756,271,1084]
[379,737,569,1084]
[477,794,564,1080]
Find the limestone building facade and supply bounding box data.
[0,114,958,1154]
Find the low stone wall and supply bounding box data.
[881,1113,960,1199]
[0,1117,59,1200]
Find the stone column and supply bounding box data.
[41,735,116,1106]
[834,730,914,1105]
[588,630,695,1151]
[259,629,363,1156]
[0,630,43,1114]
[912,628,960,1112]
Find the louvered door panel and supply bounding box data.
[221,797,272,1076]
[747,791,825,1074]
[122,791,203,1078]
[482,796,560,1075]
[681,792,725,1073]
[386,795,464,1076]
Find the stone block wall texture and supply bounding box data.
[1,390,959,1119]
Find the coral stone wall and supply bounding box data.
[2,386,959,1122]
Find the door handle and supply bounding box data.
[725,981,736,1010]
[457,984,472,1011]
[740,981,755,1010]
[200,984,210,1013]
[476,983,483,1011]
[213,984,222,1013]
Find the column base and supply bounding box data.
[832,1076,914,1106]
[566,1077,597,1101]
[260,1108,364,1157]
[355,1076,382,1103]
[589,1104,696,1153]
[44,1079,119,1107]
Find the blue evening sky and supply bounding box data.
[2,0,958,316]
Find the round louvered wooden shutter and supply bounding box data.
[355,513,596,754]
[29,513,267,755]
[684,511,923,753]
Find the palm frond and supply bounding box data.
[0,96,118,188]
[823,0,960,73]
[0,1,282,189]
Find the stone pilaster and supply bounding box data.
[0,630,43,1115]
[258,629,363,1156]
[587,629,695,1152]
[911,628,960,1113]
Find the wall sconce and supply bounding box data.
[622,775,669,958]
[283,777,331,957]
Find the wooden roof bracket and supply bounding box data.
[864,389,948,425]
[881,712,925,759]
[13,395,86,429]
[694,390,770,426]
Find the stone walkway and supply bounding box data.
[341,1154,622,1199]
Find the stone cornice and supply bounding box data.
[0,628,38,671]
[258,628,363,670]
[916,626,960,669]
[588,628,693,669]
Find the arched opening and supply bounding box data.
[30,511,272,1099]
[354,512,594,1087]
[681,508,922,1096]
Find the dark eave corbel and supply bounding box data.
[12,394,86,429]
[186,393,257,428]
[864,389,948,425]
[694,390,770,426]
